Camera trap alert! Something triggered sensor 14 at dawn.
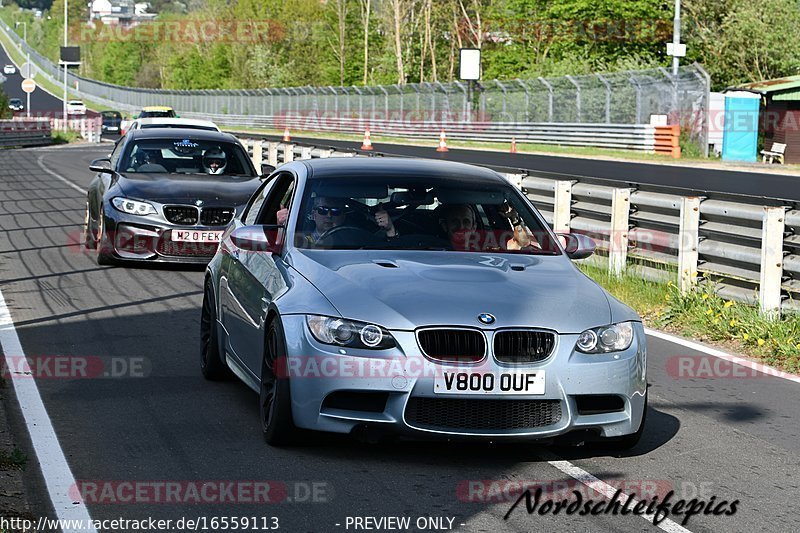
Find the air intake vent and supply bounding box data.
[405,398,561,431]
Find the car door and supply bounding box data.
[221,172,295,377]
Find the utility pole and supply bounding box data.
[63,0,68,131]
[672,0,681,76]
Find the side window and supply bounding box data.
[257,174,296,226]
[243,177,279,226]
[109,138,125,168]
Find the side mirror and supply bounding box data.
[89,158,113,174]
[229,225,283,254]
[560,233,595,260]
[260,163,276,177]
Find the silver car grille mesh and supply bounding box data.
[405,398,562,431]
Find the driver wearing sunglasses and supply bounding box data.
[307,196,348,243]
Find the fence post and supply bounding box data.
[251,139,263,167]
[609,188,631,277]
[553,181,573,233]
[283,143,295,163]
[300,146,312,159]
[759,206,785,318]
[268,142,278,166]
[502,172,525,190]
[678,196,701,294]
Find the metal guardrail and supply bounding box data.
[236,135,797,315]
[180,113,674,152]
[0,119,52,147]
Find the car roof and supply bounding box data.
[127,128,239,143]
[134,117,219,129]
[299,157,506,185]
[142,106,174,111]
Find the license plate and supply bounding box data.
[434,370,545,395]
[172,230,223,243]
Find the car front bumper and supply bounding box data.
[104,211,227,264]
[280,315,647,440]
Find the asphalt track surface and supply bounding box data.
[0,143,798,533]
[1,45,99,120]
[249,135,800,203]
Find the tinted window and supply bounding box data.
[293,175,560,255]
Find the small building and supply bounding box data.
[89,0,156,28]
[733,76,800,164]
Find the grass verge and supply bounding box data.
[579,261,800,374]
[51,130,82,144]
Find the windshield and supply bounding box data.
[140,110,175,118]
[140,124,216,131]
[102,111,121,119]
[120,138,255,176]
[293,175,561,255]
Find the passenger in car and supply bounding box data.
[434,203,539,251]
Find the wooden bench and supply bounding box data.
[761,142,786,164]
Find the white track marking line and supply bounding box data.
[645,328,800,385]
[36,155,88,195]
[0,289,97,533]
[540,453,693,533]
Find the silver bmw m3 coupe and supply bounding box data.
[201,158,647,448]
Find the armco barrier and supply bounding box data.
[0,119,53,148]
[183,113,669,153]
[238,136,796,315]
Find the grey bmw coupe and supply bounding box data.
[201,158,647,449]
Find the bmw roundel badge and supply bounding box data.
[478,313,496,325]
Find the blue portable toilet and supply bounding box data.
[721,91,761,162]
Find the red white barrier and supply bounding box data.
[49,117,103,143]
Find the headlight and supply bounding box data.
[575,322,635,354]
[112,197,157,216]
[306,315,396,350]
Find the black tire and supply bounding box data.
[601,391,648,451]
[83,201,97,250]
[200,280,229,380]
[95,207,115,266]
[261,319,300,446]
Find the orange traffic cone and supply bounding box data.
[361,128,374,150]
[510,137,517,153]
[436,129,449,152]
[283,127,291,142]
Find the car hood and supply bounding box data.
[117,173,261,205]
[288,250,613,333]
